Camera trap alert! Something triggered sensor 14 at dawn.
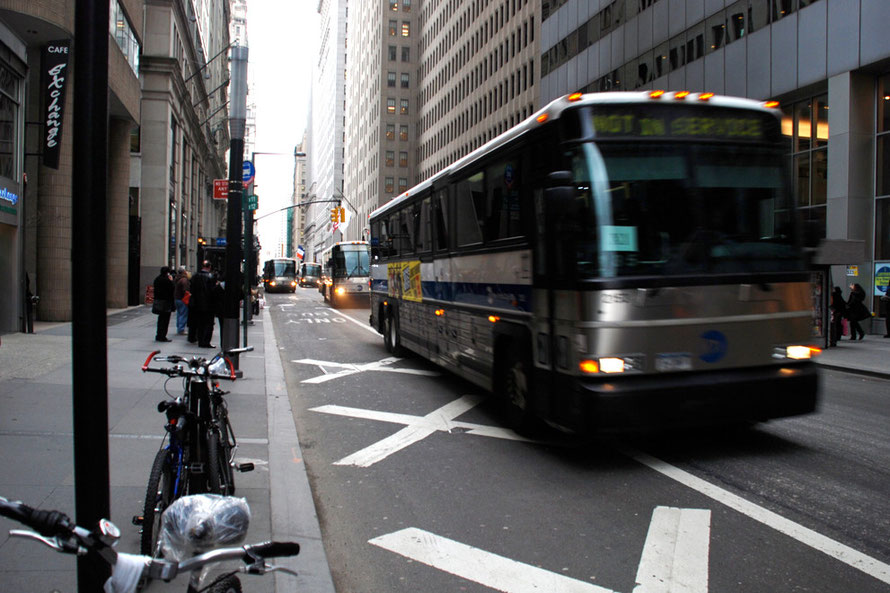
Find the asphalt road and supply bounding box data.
[267,289,890,593]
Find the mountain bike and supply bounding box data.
[135,346,255,556]
[1,494,299,593]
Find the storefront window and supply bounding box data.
[0,63,20,181]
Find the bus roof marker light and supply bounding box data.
[764,100,780,109]
[488,315,500,323]
[568,92,583,101]
[536,113,549,123]
[435,309,444,317]
[674,91,691,100]
[649,90,665,99]
[698,92,714,101]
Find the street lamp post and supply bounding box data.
[224,43,248,365]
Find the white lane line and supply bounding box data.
[627,449,890,587]
[634,507,711,593]
[370,527,617,593]
[293,356,439,384]
[333,310,381,336]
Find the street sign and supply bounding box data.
[243,194,258,211]
[213,179,228,200]
[242,160,255,185]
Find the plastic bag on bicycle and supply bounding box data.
[159,494,250,561]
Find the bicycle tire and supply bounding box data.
[207,431,234,496]
[216,407,237,495]
[141,448,175,556]
[208,574,242,593]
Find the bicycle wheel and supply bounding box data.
[207,431,234,496]
[208,574,242,593]
[141,448,175,556]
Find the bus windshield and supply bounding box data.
[302,263,321,276]
[269,260,296,276]
[569,141,803,279]
[332,247,370,278]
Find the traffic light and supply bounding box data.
[338,207,346,222]
[331,208,339,223]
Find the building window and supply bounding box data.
[401,73,409,88]
[399,178,408,192]
[399,151,408,167]
[385,150,394,166]
[385,177,394,193]
[401,22,410,37]
[386,124,395,140]
[400,99,409,114]
[782,94,829,239]
[389,20,397,35]
[389,0,398,10]
[403,0,412,11]
[399,125,409,141]
[387,98,396,114]
[387,71,396,87]
[110,0,140,74]
[388,45,397,60]
[401,46,410,62]
[0,63,21,180]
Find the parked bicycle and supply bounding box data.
[135,346,255,556]
[0,493,299,593]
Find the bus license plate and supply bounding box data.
[656,353,692,372]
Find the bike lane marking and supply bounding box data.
[370,506,711,593]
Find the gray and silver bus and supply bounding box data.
[369,91,820,434]
[320,241,371,307]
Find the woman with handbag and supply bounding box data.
[846,283,869,340]
[152,266,175,342]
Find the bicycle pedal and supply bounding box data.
[236,462,255,472]
[132,515,144,526]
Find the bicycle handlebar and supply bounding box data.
[0,497,74,539]
[141,350,238,381]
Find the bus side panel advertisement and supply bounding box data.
[388,261,422,302]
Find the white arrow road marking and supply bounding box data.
[370,527,618,593]
[310,395,535,467]
[634,507,711,593]
[293,356,440,384]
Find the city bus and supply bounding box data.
[299,261,322,287]
[369,91,820,434]
[319,241,371,306]
[262,258,297,293]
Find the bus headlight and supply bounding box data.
[269,281,277,287]
[579,355,644,374]
[776,345,821,360]
[336,287,345,295]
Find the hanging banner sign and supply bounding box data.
[41,40,72,170]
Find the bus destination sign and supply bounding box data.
[591,107,773,142]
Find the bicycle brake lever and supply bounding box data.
[265,564,299,578]
[10,529,85,555]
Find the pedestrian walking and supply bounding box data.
[173,267,190,335]
[189,260,216,348]
[152,266,175,342]
[845,283,869,340]
[829,286,846,347]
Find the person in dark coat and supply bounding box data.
[846,283,868,340]
[189,261,216,348]
[152,266,175,342]
[829,286,846,347]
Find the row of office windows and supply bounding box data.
[876,74,890,262]
[385,150,410,168]
[384,124,411,142]
[388,0,413,11]
[783,95,828,240]
[420,104,535,181]
[388,20,412,37]
[387,71,411,88]
[388,44,412,62]
[386,97,410,115]
[542,0,823,80]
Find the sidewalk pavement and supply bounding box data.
[0,305,335,593]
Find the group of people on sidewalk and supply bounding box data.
[151,261,226,348]
[829,282,890,346]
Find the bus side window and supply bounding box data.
[434,189,449,252]
[455,171,484,246]
[484,158,523,242]
[415,198,431,253]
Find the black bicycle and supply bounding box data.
[1,494,299,593]
[135,346,255,556]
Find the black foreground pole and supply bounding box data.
[224,143,244,362]
[72,0,111,590]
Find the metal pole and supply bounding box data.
[242,162,254,345]
[223,44,248,364]
[72,0,110,590]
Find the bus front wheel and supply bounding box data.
[384,308,404,356]
[500,342,539,436]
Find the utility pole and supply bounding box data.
[224,43,248,365]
